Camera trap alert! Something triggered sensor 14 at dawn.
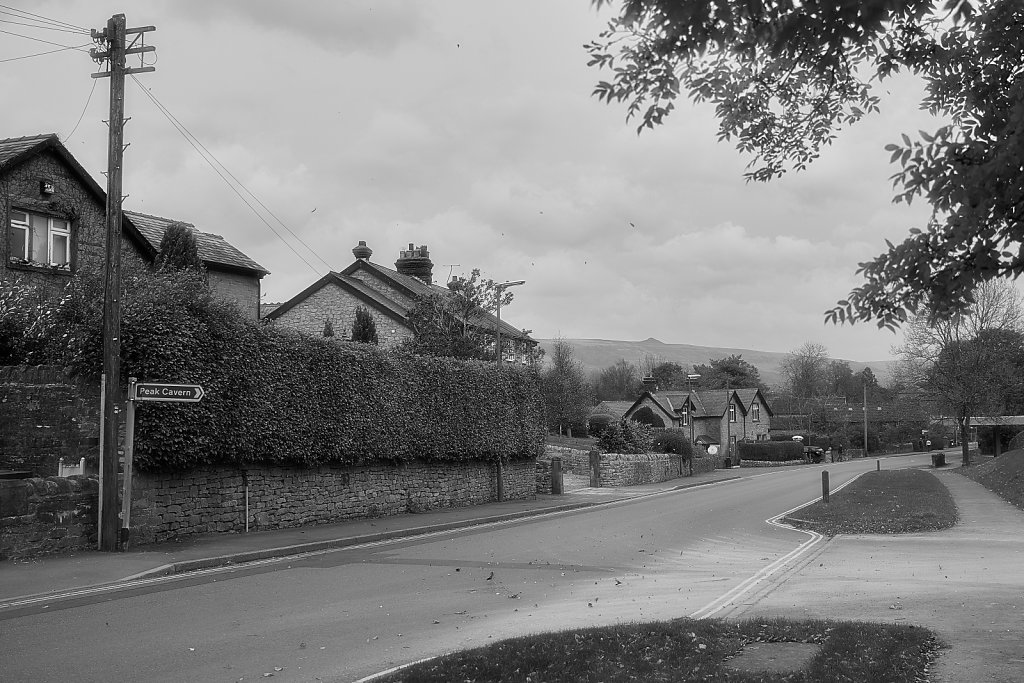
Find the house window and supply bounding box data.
[728,403,737,423]
[8,210,71,267]
[681,406,689,426]
[752,402,760,422]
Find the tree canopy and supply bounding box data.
[692,354,764,390]
[156,222,202,272]
[542,338,595,435]
[588,0,1024,328]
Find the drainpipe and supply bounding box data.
[242,468,249,533]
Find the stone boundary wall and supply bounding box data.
[598,452,685,487]
[0,475,98,560]
[0,365,100,476]
[542,445,591,474]
[540,444,724,487]
[130,458,536,544]
[740,459,805,468]
[535,458,552,494]
[690,453,721,475]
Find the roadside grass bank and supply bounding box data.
[378,617,938,682]
[957,449,1024,511]
[784,469,957,535]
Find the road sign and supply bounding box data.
[133,382,204,402]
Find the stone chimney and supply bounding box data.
[395,243,433,284]
[352,240,373,260]
[641,376,658,392]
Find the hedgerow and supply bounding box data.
[597,420,653,454]
[11,267,545,472]
[737,440,804,462]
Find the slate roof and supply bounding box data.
[335,258,533,341]
[126,211,269,276]
[589,401,634,420]
[0,134,265,277]
[691,389,746,419]
[0,133,53,167]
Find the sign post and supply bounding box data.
[120,380,204,550]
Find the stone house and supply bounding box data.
[263,241,537,362]
[1,133,268,318]
[623,386,773,462]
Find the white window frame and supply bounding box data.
[752,402,760,422]
[48,217,70,265]
[8,209,72,268]
[9,210,29,260]
[681,406,689,426]
[728,403,737,423]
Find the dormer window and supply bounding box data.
[8,209,71,268]
[728,403,737,423]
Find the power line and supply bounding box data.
[129,76,327,275]
[129,78,331,272]
[62,77,98,142]
[0,4,88,32]
[0,27,90,50]
[0,18,89,34]
[0,42,89,62]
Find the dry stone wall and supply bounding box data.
[130,458,535,544]
[0,365,100,476]
[597,452,686,487]
[0,475,97,560]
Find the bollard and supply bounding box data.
[822,471,830,504]
[589,448,601,488]
[877,459,880,471]
[551,457,563,495]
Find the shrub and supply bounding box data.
[598,419,653,454]
[738,440,805,462]
[652,428,693,458]
[588,413,615,436]
[10,266,546,472]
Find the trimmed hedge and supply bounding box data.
[133,328,544,471]
[737,440,804,462]
[597,420,653,454]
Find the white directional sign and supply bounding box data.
[133,383,205,402]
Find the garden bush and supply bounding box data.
[588,413,614,436]
[597,420,653,454]
[7,267,546,472]
[652,428,693,458]
[738,440,804,462]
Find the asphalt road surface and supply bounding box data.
[1,456,927,682]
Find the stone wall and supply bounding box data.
[208,268,261,321]
[542,445,591,475]
[272,282,412,347]
[540,445,723,487]
[0,365,100,476]
[739,459,805,468]
[1,146,149,292]
[130,458,535,544]
[597,452,686,487]
[0,475,98,559]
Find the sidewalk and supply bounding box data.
[729,464,1024,683]
[0,467,743,608]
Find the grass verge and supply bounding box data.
[379,617,939,682]
[957,449,1024,511]
[784,468,957,535]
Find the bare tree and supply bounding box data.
[895,281,1024,465]
[780,342,830,399]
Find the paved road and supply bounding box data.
[1,457,921,682]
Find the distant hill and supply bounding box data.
[536,337,894,390]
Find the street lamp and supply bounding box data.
[494,280,525,367]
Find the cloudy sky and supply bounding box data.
[3,1,941,362]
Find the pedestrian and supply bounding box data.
[837,444,844,462]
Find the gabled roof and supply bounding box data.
[126,211,268,276]
[624,391,678,424]
[338,257,534,342]
[0,134,264,276]
[735,388,774,417]
[263,271,408,324]
[589,401,634,420]
[691,389,747,419]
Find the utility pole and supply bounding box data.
[90,14,155,551]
